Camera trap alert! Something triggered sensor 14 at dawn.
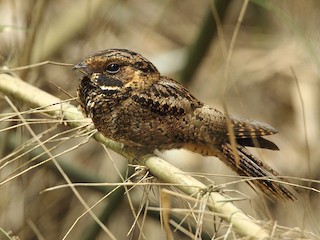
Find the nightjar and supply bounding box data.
[74,48,296,200]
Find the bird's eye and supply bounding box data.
[106,63,120,74]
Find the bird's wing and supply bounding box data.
[131,77,278,150]
[131,77,203,116]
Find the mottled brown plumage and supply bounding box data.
[74,49,296,200]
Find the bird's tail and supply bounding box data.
[218,142,296,200]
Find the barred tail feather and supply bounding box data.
[219,143,296,201]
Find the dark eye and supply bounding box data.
[106,63,120,73]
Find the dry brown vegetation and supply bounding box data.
[0,1,320,239]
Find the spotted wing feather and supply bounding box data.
[231,118,279,150]
[132,77,203,116]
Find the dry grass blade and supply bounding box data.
[160,189,173,240]
[3,95,117,240]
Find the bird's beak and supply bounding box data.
[73,62,89,75]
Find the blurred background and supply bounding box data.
[0,0,319,239]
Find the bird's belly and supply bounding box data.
[93,108,191,149]
[90,102,224,152]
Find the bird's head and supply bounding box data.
[74,49,160,92]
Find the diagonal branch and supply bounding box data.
[0,73,270,239]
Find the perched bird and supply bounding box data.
[74,48,295,200]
